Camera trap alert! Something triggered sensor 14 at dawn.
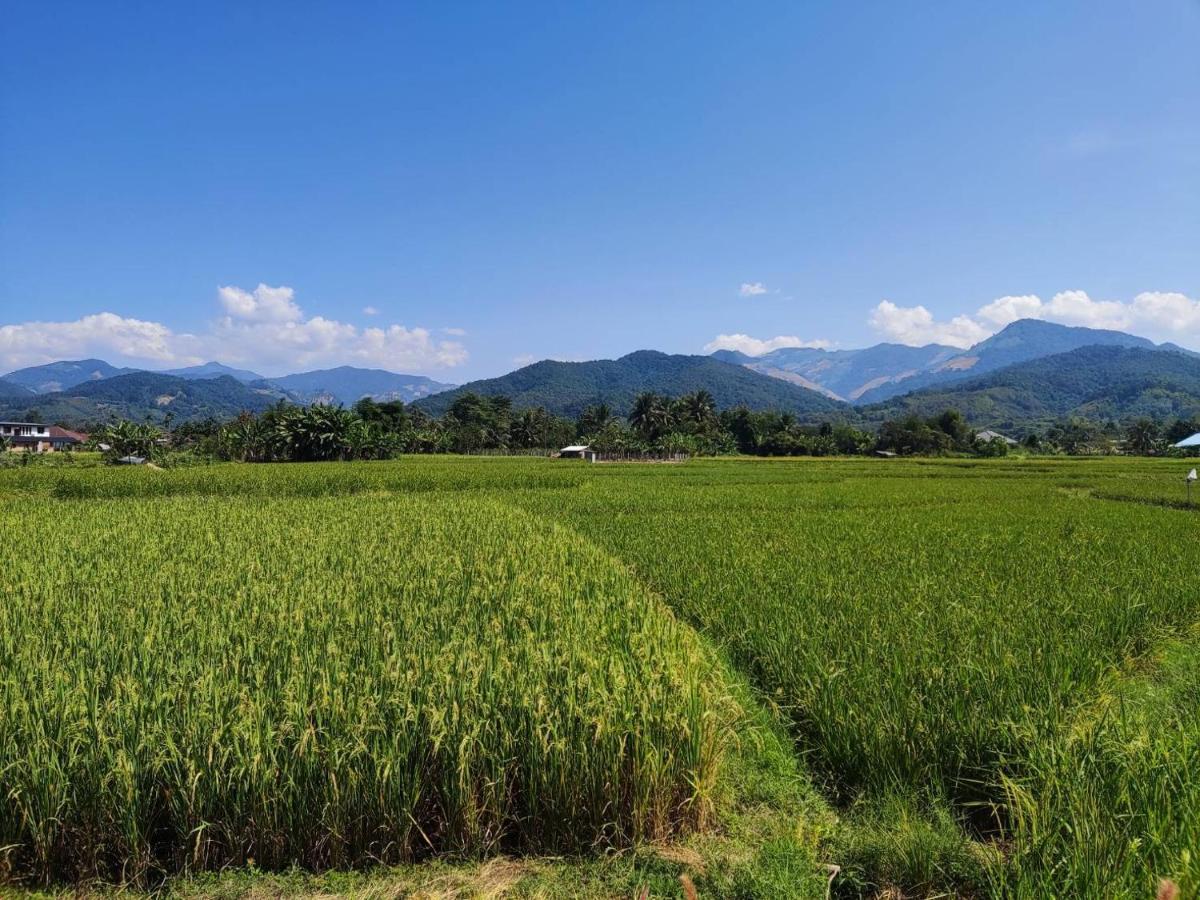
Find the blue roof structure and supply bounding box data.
[1174,433,1200,448]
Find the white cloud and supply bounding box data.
[0,313,189,370]
[0,284,468,375]
[209,315,467,373]
[703,333,832,356]
[1129,291,1200,333]
[218,284,302,323]
[1041,290,1131,330]
[512,354,537,367]
[443,327,467,336]
[739,282,769,297]
[868,301,990,349]
[869,289,1200,349]
[362,305,379,316]
[975,294,1044,328]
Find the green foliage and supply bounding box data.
[0,488,728,884]
[835,795,999,896]
[1126,417,1163,455]
[92,420,164,462]
[217,404,398,462]
[977,435,1010,457]
[874,409,980,455]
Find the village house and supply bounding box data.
[975,429,1018,446]
[0,422,87,452]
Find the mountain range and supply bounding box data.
[4,319,1200,431]
[858,345,1200,430]
[1,373,285,426]
[0,360,456,425]
[714,319,1187,403]
[414,350,846,418]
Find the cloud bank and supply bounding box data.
[704,333,833,356]
[0,284,468,374]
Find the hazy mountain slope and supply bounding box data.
[0,379,36,400]
[717,343,958,401]
[0,373,282,426]
[264,366,455,405]
[415,350,848,418]
[854,320,1161,403]
[159,362,266,382]
[2,358,141,393]
[714,320,1180,405]
[860,345,1200,432]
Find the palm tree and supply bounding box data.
[510,408,547,448]
[680,390,716,426]
[629,392,671,440]
[578,403,614,438]
[1125,418,1161,456]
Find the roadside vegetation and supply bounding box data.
[1,456,1196,897]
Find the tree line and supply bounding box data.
[52,392,1200,465]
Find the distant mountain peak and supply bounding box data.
[712,318,1175,405]
[160,361,267,383]
[264,366,455,405]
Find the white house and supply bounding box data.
[0,422,85,452]
[1,422,51,452]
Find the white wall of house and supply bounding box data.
[0,423,49,437]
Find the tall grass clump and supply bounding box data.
[0,493,727,886]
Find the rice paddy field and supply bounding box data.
[1,456,1197,898]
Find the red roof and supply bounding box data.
[48,426,87,442]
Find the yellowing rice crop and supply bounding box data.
[0,492,725,884]
[1,455,1198,898]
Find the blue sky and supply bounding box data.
[1,1,1197,379]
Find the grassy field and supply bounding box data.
[1,456,1197,898]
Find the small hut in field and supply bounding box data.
[558,444,596,461]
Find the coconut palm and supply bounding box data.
[629,392,671,441]
[1125,418,1161,456]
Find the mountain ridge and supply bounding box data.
[414,350,847,418]
[0,372,283,426]
[2,359,455,407]
[261,366,455,406]
[859,344,1200,432]
[715,319,1185,403]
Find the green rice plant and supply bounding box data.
[7,454,1200,897]
[511,456,1200,893]
[1003,632,1200,898]
[0,493,727,885]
